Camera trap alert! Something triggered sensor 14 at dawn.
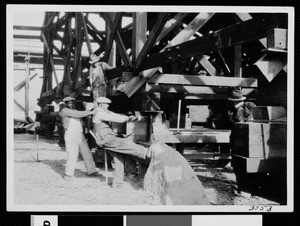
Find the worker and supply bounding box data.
[89,53,114,100]
[92,97,152,188]
[227,89,256,123]
[59,96,100,181]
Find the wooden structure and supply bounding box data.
[25,12,287,108]
[14,12,289,192]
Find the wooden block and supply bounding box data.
[232,155,286,173]
[234,122,287,158]
[267,28,287,50]
[188,105,210,123]
[252,106,287,120]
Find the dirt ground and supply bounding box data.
[12,134,281,207]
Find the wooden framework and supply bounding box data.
[13,12,287,109]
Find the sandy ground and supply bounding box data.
[12,134,280,207]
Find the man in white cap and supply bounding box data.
[92,97,151,188]
[60,96,99,181]
[89,53,114,99]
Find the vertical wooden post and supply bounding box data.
[25,55,30,118]
[132,12,147,63]
[234,45,242,78]
[106,13,117,67]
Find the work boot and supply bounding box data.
[64,174,72,181]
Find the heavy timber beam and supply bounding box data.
[145,84,256,96]
[123,13,215,97]
[148,74,257,87]
[135,13,169,71]
[139,15,285,72]
[132,12,147,63]
[156,13,187,43]
[121,15,283,97]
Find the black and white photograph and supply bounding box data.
[6,5,294,212]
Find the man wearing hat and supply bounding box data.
[92,97,151,188]
[60,96,99,181]
[89,53,114,99]
[227,89,256,123]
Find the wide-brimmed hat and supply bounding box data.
[96,97,111,104]
[228,89,246,101]
[63,96,75,102]
[89,54,101,64]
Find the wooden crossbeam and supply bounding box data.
[123,13,215,97]
[145,84,256,96]
[86,19,105,42]
[156,13,187,43]
[14,73,38,92]
[195,55,220,76]
[147,74,257,88]
[135,13,169,71]
[102,13,131,67]
[14,99,25,112]
[139,15,284,73]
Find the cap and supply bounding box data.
[89,53,101,64]
[96,97,111,104]
[63,96,75,102]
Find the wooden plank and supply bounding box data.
[146,84,256,96]
[183,152,232,160]
[195,55,220,76]
[153,129,231,143]
[123,13,215,97]
[135,13,169,70]
[14,99,26,112]
[147,74,257,87]
[14,73,38,92]
[156,13,187,43]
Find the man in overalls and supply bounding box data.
[89,53,114,99]
[92,97,152,188]
[60,96,100,181]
